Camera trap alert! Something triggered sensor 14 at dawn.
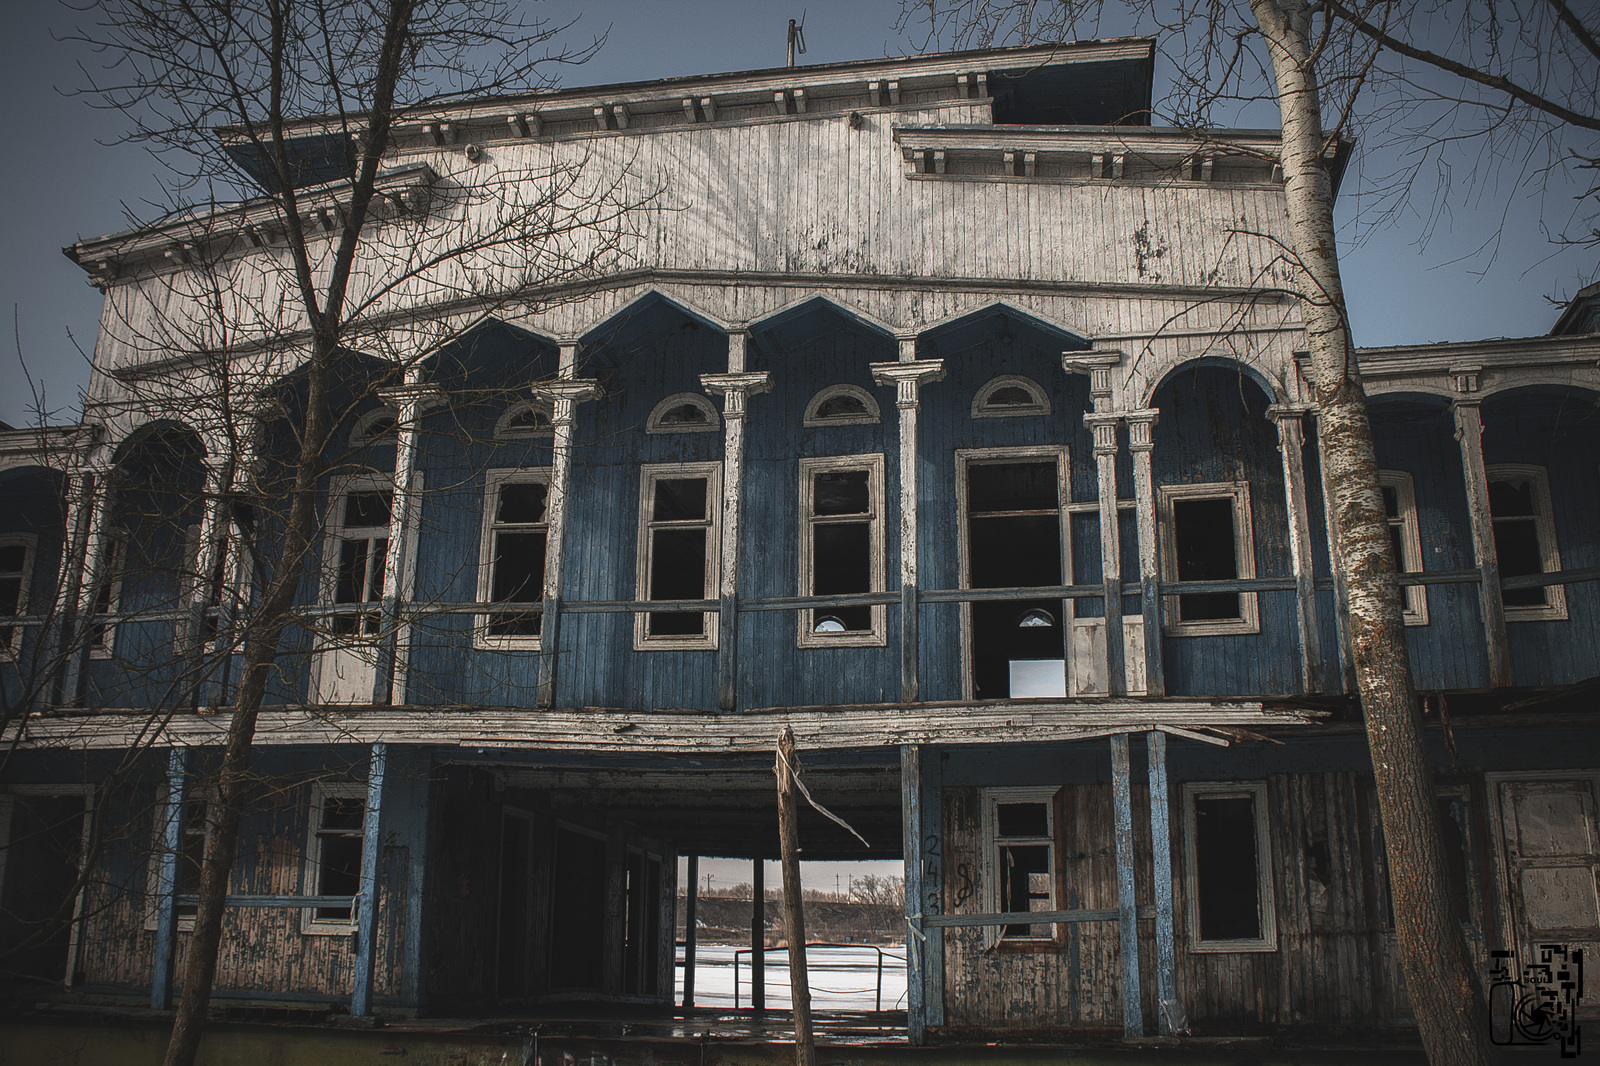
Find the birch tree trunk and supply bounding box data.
[1247,1,1497,1062]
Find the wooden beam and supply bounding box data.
[919,746,944,1029]
[900,744,926,1043]
[1454,399,1513,686]
[682,854,699,1009]
[1110,733,1143,1037]
[351,741,387,1017]
[1267,406,1324,694]
[776,729,815,1066]
[750,858,765,1012]
[149,747,185,1011]
[1147,731,1181,1034]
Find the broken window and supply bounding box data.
[635,463,722,648]
[143,790,212,931]
[304,785,365,930]
[1160,483,1258,635]
[349,407,398,447]
[972,375,1051,418]
[328,488,392,639]
[0,535,34,653]
[1487,464,1566,619]
[646,393,720,434]
[804,384,881,427]
[478,471,549,645]
[1378,470,1428,625]
[496,401,554,439]
[1183,782,1276,951]
[82,534,125,657]
[960,452,1067,698]
[982,788,1057,943]
[798,454,885,646]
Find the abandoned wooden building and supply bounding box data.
[2,37,1598,1047]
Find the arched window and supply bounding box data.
[496,400,554,439]
[349,407,398,447]
[646,393,720,434]
[973,375,1051,418]
[803,384,880,427]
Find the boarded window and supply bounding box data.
[1184,782,1276,951]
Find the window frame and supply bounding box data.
[645,393,720,435]
[1377,470,1429,626]
[1158,481,1259,636]
[1182,780,1278,953]
[495,400,555,440]
[1486,463,1567,621]
[318,476,395,640]
[803,384,881,427]
[796,453,887,648]
[142,788,215,933]
[980,786,1060,948]
[349,407,399,448]
[301,782,367,934]
[87,532,128,659]
[633,461,723,651]
[475,467,552,650]
[0,532,37,658]
[972,374,1052,419]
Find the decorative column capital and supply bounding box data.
[700,371,772,421]
[1124,408,1159,453]
[375,384,448,413]
[871,360,945,409]
[1083,412,1122,457]
[1264,403,1313,424]
[533,379,604,405]
[1064,352,1122,404]
[1450,365,1483,395]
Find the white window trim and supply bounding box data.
[87,533,127,660]
[1182,781,1278,953]
[1158,481,1260,636]
[1377,470,1429,626]
[980,786,1058,948]
[803,384,881,427]
[1487,463,1567,622]
[633,461,723,651]
[475,467,551,650]
[0,532,37,660]
[495,400,555,440]
[312,475,399,702]
[645,392,720,434]
[301,782,366,934]
[972,374,1052,418]
[955,446,1072,701]
[317,475,395,625]
[349,407,399,448]
[796,453,887,648]
[142,787,215,933]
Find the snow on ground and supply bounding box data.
[676,943,907,1013]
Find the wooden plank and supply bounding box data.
[1110,733,1143,1037]
[1268,408,1324,694]
[1088,416,1126,697]
[149,747,185,1011]
[682,854,698,1009]
[750,856,765,1012]
[776,729,815,1066]
[921,745,945,1029]
[1453,400,1513,686]
[1147,731,1180,1033]
[900,743,926,1043]
[1128,412,1165,695]
[350,741,387,1017]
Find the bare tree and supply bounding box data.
[889,2,1600,1062]
[50,3,651,1063]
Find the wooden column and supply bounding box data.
[871,353,945,704]
[42,464,100,704]
[1312,410,1358,693]
[1147,730,1180,1034]
[534,346,604,708]
[1110,733,1143,1038]
[1267,405,1324,694]
[918,745,944,1029]
[150,746,186,1011]
[1453,394,1513,687]
[750,857,765,1012]
[682,854,699,1009]
[775,728,815,1066]
[1126,411,1165,695]
[701,354,771,712]
[899,743,926,1043]
[1085,413,1126,696]
[60,466,118,706]
[371,382,446,706]
[351,740,388,1016]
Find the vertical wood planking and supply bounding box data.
[1110,733,1143,1037]
[351,741,387,1017]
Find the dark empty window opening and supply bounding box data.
[809,469,873,634]
[623,850,664,996]
[503,404,553,435]
[965,460,1063,699]
[988,386,1034,407]
[1192,793,1263,943]
[661,403,710,427]
[1489,472,1551,608]
[648,394,719,434]
[332,490,391,638]
[817,394,869,419]
[310,793,364,923]
[1172,496,1240,621]
[486,480,548,637]
[987,793,1056,941]
[0,541,28,651]
[641,470,717,640]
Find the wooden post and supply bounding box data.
[1453,397,1513,687]
[150,746,186,1010]
[351,741,387,1016]
[1086,413,1126,696]
[775,728,816,1066]
[683,854,699,1009]
[1267,405,1324,694]
[1147,731,1180,1034]
[900,743,926,1043]
[1313,410,1358,693]
[60,473,117,706]
[42,465,99,703]
[870,354,945,704]
[919,746,944,1029]
[1110,733,1143,1038]
[751,857,765,1012]
[700,360,771,712]
[534,355,604,708]
[1126,411,1165,695]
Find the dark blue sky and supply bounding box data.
[2,0,1590,429]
